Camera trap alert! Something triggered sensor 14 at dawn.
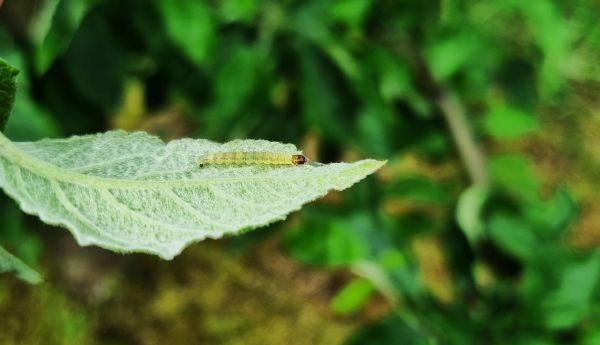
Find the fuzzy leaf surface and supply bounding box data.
[0,58,18,132]
[0,130,385,259]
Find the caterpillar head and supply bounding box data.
[292,154,306,165]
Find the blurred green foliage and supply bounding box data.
[1,0,600,343]
[0,56,17,131]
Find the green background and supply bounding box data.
[1,0,600,344]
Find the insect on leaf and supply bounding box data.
[0,130,386,259]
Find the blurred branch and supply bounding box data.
[436,90,488,186]
[412,52,489,186]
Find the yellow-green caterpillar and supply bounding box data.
[197,152,307,167]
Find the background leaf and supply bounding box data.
[0,30,62,141]
[344,313,431,345]
[541,251,600,330]
[30,0,95,74]
[64,15,125,112]
[330,277,374,315]
[482,105,539,138]
[0,244,42,284]
[157,0,214,67]
[285,211,379,266]
[0,57,18,132]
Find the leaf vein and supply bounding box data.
[163,190,231,230]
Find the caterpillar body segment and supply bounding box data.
[197,151,307,167]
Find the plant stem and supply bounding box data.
[409,51,489,186]
[436,90,489,186]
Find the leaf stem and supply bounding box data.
[436,90,489,186]
[410,52,489,186]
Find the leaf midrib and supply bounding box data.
[0,133,382,190]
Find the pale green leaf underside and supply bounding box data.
[0,130,385,259]
[0,245,42,284]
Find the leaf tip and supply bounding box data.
[20,271,44,284]
[362,159,388,172]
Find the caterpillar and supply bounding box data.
[197,152,307,167]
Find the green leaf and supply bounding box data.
[385,175,449,205]
[0,130,385,259]
[328,0,372,28]
[64,15,125,110]
[525,188,576,238]
[356,106,391,157]
[0,31,62,140]
[488,211,538,261]
[0,58,18,132]
[158,0,214,66]
[372,50,414,103]
[0,198,43,265]
[582,327,600,345]
[511,0,571,94]
[426,31,481,81]
[344,313,431,345]
[31,0,95,74]
[542,251,600,329]
[285,212,376,266]
[210,44,263,121]
[0,244,42,284]
[488,154,539,201]
[5,92,62,141]
[456,185,489,245]
[331,277,374,315]
[299,46,353,141]
[219,0,258,23]
[482,105,539,138]
[293,3,361,80]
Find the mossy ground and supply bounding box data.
[0,228,389,345]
